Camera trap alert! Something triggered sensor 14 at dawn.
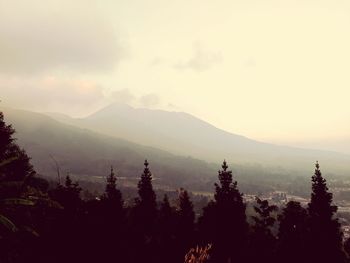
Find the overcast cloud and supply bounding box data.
[1,0,350,152]
[0,0,127,75]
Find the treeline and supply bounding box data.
[1,111,350,263]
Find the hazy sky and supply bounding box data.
[1,0,350,152]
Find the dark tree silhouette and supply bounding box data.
[50,174,82,213]
[0,112,16,165]
[307,161,345,263]
[0,112,36,197]
[159,194,173,223]
[158,194,176,240]
[344,238,350,260]
[85,166,126,263]
[134,159,157,229]
[131,159,158,263]
[199,160,248,263]
[175,188,196,262]
[46,175,83,263]
[277,201,308,263]
[157,194,177,263]
[101,166,123,211]
[2,108,349,263]
[250,198,277,263]
[0,111,44,263]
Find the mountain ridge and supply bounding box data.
[44,102,350,175]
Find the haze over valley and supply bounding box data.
[1,104,349,199]
[2,1,350,262]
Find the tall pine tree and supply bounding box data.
[307,161,345,263]
[135,160,157,223]
[0,112,36,197]
[157,194,177,263]
[131,160,158,263]
[176,189,196,262]
[250,198,277,263]
[102,166,123,211]
[277,201,308,263]
[199,160,248,263]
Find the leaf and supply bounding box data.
[1,198,35,206]
[0,157,18,168]
[0,214,18,232]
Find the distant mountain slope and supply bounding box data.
[1,107,217,190]
[47,103,350,175]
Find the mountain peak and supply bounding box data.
[87,102,134,119]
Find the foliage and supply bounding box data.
[308,161,345,263]
[0,110,349,263]
[199,160,248,263]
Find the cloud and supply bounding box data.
[0,0,128,75]
[173,43,223,72]
[243,57,257,67]
[167,103,180,111]
[139,93,160,108]
[150,57,167,67]
[0,76,105,115]
[111,89,136,104]
[109,89,161,109]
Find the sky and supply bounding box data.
[0,0,350,153]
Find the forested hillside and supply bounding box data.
[47,102,350,175]
[1,107,316,196]
[0,110,349,263]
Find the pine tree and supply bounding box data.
[307,161,345,263]
[176,188,196,262]
[102,166,123,211]
[50,174,82,213]
[158,194,177,263]
[199,160,248,263]
[178,189,195,231]
[250,198,277,263]
[0,112,35,188]
[277,201,308,263]
[131,160,158,262]
[0,112,50,262]
[160,194,173,222]
[136,159,157,211]
[0,112,15,161]
[95,167,126,262]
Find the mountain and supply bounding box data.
[1,107,217,190]
[47,102,350,175]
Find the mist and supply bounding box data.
[1,1,350,262]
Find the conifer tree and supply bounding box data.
[96,168,126,262]
[176,189,196,262]
[0,112,15,161]
[0,112,35,187]
[102,166,123,211]
[178,189,195,232]
[307,162,345,263]
[134,160,157,231]
[199,160,248,263]
[160,194,173,222]
[277,201,308,263]
[50,174,82,213]
[158,194,177,263]
[136,159,157,211]
[131,160,158,262]
[250,198,277,263]
[159,194,175,237]
[158,194,176,241]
